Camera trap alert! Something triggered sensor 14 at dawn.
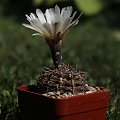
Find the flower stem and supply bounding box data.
[46,39,62,68]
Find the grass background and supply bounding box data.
[0,1,120,120]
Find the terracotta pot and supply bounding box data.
[17,85,110,120]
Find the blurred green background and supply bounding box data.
[0,0,120,119]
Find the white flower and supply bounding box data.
[23,5,82,42]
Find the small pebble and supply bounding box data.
[77,93,83,95]
[46,94,50,97]
[51,96,56,99]
[86,91,92,94]
[42,93,48,96]
[68,92,73,96]
[88,86,96,92]
[60,95,64,98]
[56,91,61,95]
[57,96,61,99]
[47,92,55,96]
[95,86,101,90]
[63,93,68,97]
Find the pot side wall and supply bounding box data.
[17,85,110,120]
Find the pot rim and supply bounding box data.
[17,85,110,100]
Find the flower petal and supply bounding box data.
[55,5,61,22]
[32,33,42,36]
[69,12,83,27]
[66,6,73,18]
[25,14,32,21]
[42,23,53,37]
[61,7,67,21]
[25,18,44,35]
[45,8,55,24]
[70,11,77,22]
[22,23,36,31]
[61,11,77,31]
[61,6,73,22]
[36,9,46,24]
[63,12,83,32]
[31,19,51,37]
[30,13,37,19]
[64,18,71,30]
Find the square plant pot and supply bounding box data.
[17,85,110,120]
